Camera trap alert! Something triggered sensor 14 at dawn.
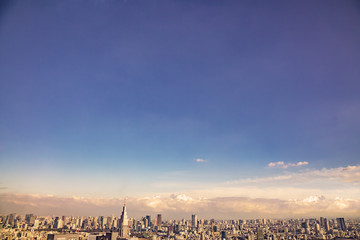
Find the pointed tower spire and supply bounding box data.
[119,199,129,238]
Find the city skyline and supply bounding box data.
[1,1,360,219]
[2,212,358,240]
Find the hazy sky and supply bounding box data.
[1,0,360,218]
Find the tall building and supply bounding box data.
[146,215,151,228]
[119,203,129,238]
[107,216,113,229]
[257,227,264,240]
[29,215,36,225]
[54,217,63,229]
[221,230,228,240]
[25,214,35,224]
[99,216,104,229]
[157,214,162,227]
[7,213,16,226]
[315,223,320,234]
[34,219,40,229]
[324,218,330,232]
[192,214,197,228]
[337,218,347,231]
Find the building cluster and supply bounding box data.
[1,206,359,240]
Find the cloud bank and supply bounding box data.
[1,165,359,219]
[0,193,359,219]
[233,165,360,184]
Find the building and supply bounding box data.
[146,215,151,228]
[106,232,118,240]
[315,223,320,234]
[47,234,80,240]
[337,218,347,231]
[257,227,264,240]
[119,203,130,238]
[54,217,63,229]
[25,214,35,225]
[324,219,330,232]
[221,230,228,240]
[191,214,197,228]
[157,214,162,227]
[34,219,39,229]
[7,213,16,226]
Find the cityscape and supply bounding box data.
[1,1,360,240]
[1,203,359,240]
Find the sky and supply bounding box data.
[0,0,360,219]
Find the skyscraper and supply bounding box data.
[221,230,228,240]
[157,214,162,227]
[7,213,16,226]
[337,218,347,231]
[324,218,330,232]
[119,203,129,238]
[192,214,197,228]
[25,214,35,224]
[146,215,151,228]
[315,223,320,234]
[54,217,63,229]
[257,227,264,240]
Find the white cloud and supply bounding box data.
[171,193,194,202]
[1,193,359,219]
[268,161,309,169]
[1,165,359,218]
[195,158,207,163]
[302,195,325,203]
[268,161,285,167]
[226,175,293,184]
[231,165,360,185]
[306,165,360,183]
[295,161,309,166]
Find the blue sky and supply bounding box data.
[1,1,360,217]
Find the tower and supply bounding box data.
[257,227,264,240]
[336,218,346,231]
[157,214,162,227]
[119,202,129,238]
[221,230,228,240]
[324,218,330,232]
[146,215,151,228]
[192,214,197,228]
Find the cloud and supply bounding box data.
[302,195,325,203]
[227,175,293,184]
[195,158,207,163]
[268,161,285,167]
[0,193,359,219]
[170,193,195,202]
[295,161,309,166]
[304,165,360,183]
[268,161,309,168]
[229,165,360,185]
[1,165,359,218]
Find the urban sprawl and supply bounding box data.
[1,204,359,240]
